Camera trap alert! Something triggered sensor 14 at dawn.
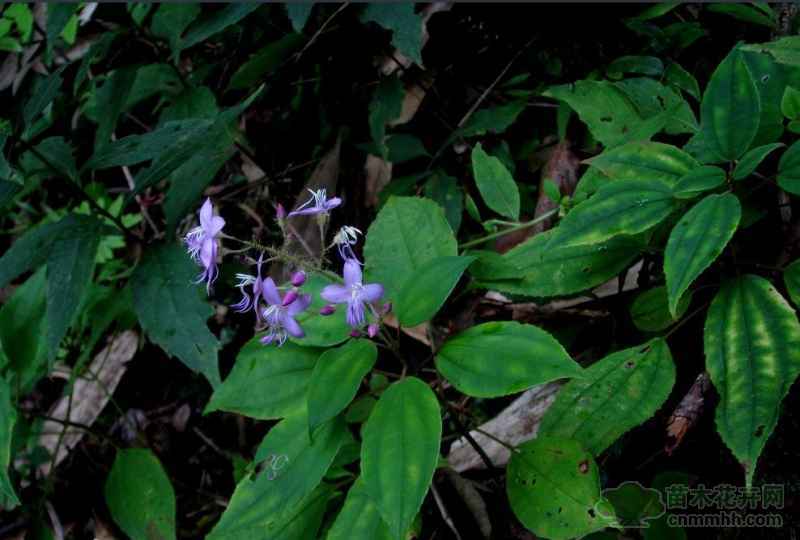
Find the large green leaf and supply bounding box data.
[783,258,800,306]
[307,339,376,433]
[471,229,643,298]
[260,485,335,540]
[614,77,698,135]
[734,143,784,181]
[395,256,474,327]
[507,437,617,540]
[0,268,48,394]
[548,179,677,248]
[93,67,137,149]
[228,33,305,90]
[178,4,260,51]
[777,139,800,195]
[368,76,405,157]
[0,376,19,508]
[362,3,424,65]
[471,143,520,220]
[424,173,462,232]
[364,196,457,299]
[361,377,441,539]
[436,321,583,397]
[150,4,200,52]
[131,244,220,386]
[586,142,699,185]
[539,339,676,455]
[21,66,66,130]
[105,449,176,540]
[704,275,800,487]
[664,193,741,316]
[671,166,726,199]
[630,286,691,332]
[327,478,394,540]
[45,215,102,359]
[700,47,760,160]
[208,414,347,539]
[742,37,800,67]
[206,339,319,419]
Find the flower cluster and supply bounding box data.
[183,189,387,347]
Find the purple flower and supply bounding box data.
[185,198,225,292]
[320,259,384,329]
[231,253,266,322]
[291,270,306,287]
[331,225,362,261]
[260,277,311,346]
[288,188,342,217]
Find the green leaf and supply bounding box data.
[105,449,176,540]
[630,286,692,332]
[386,134,429,163]
[179,4,260,51]
[364,196,457,300]
[4,4,33,41]
[22,66,66,130]
[228,33,305,90]
[782,86,800,119]
[0,221,61,289]
[93,67,138,149]
[131,244,220,386]
[777,140,800,195]
[424,173,462,232]
[150,4,201,52]
[707,3,776,28]
[733,143,784,181]
[665,61,700,100]
[741,48,793,147]
[742,37,800,66]
[507,437,617,540]
[436,321,583,397]
[396,256,474,327]
[159,86,219,125]
[327,478,393,540]
[586,142,699,185]
[672,165,726,199]
[607,55,664,78]
[544,81,660,147]
[704,275,800,487]
[307,339,377,433]
[549,179,677,248]
[700,47,761,160]
[0,268,48,394]
[362,3,424,65]
[45,3,74,50]
[286,4,315,32]
[362,377,441,539]
[783,258,800,306]
[291,273,351,347]
[208,414,346,539]
[471,143,520,220]
[540,339,676,454]
[45,215,102,359]
[665,193,740,317]
[456,101,526,138]
[471,229,643,298]
[206,339,319,419]
[368,76,405,157]
[0,377,19,508]
[614,78,698,135]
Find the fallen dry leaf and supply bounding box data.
[364,154,393,208]
[665,372,711,455]
[382,312,431,346]
[38,330,138,477]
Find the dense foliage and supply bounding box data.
[3,2,800,539]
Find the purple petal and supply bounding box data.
[262,277,282,305]
[282,314,305,338]
[288,206,322,217]
[231,289,252,312]
[287,293,312,316]
[343,259,362,288]
[319,304,336,316]
[368,323,379,338]
[291,271,306,287]
[320,284,350,304]
[282,290,299,307]
[208,215,225,236]
[324,197,342,210]
[361,283,384,303]
[346,300,365,328]
[199,198,214,230]
[200,237,216,269]
[260,332,275,345]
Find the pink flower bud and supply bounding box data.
[367,323,379,338]
[349,329,361,338]
[282,290,298,307]
[319,304,336,316]
[382,302,392,315]
[291,271,306,287]
[276,203,286,220]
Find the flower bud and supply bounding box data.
[381,302,392,315]
[282,289,298,307]
[291,270,306,287]
[276,203,286,220]
[319,304,336,316]
[349,329,361,338]
[367,323,379,338]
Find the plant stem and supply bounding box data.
[459,208,559,250]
